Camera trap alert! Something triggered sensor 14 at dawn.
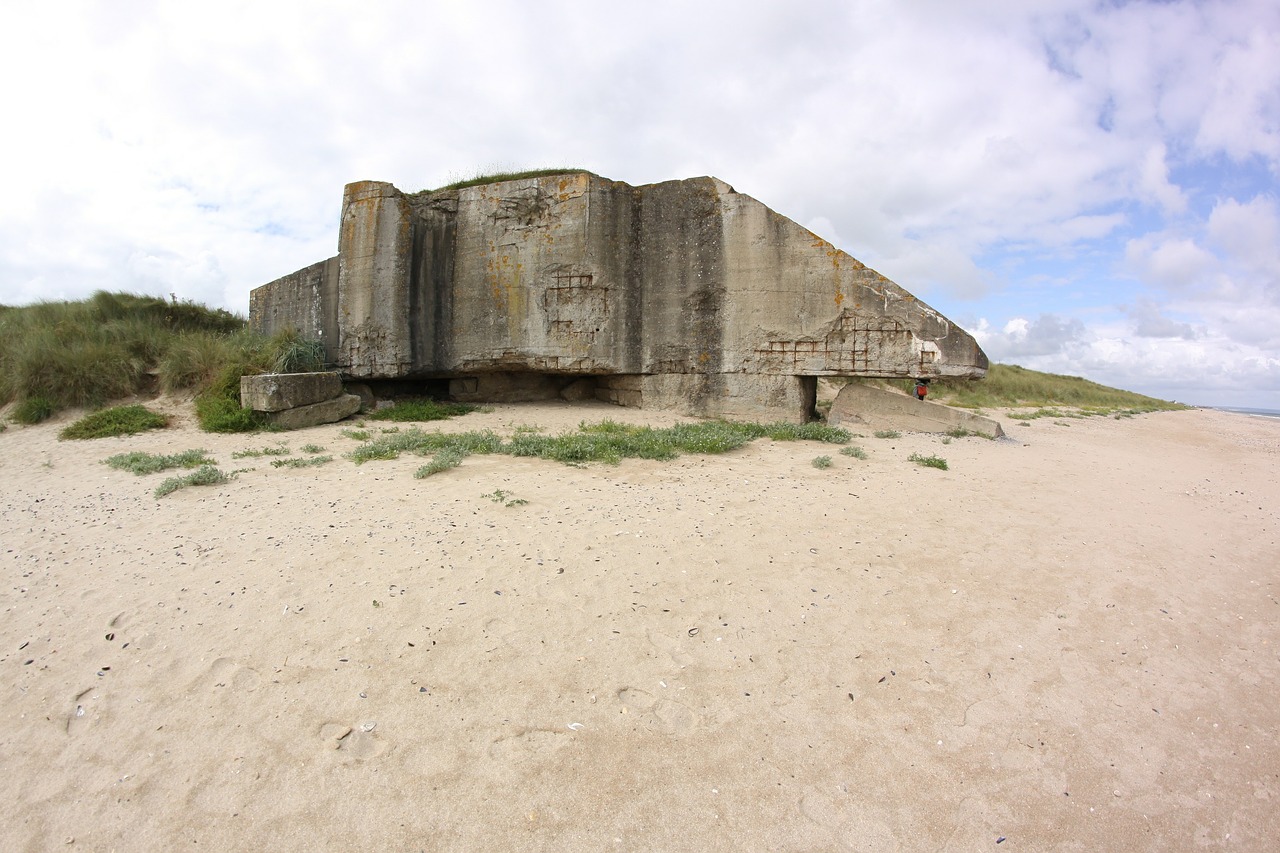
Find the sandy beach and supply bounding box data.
[2,401,1277,851]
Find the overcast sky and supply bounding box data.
[2,0,1277,408]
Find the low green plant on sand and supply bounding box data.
[840,446,868,460]
[415,448,467,478]
[232,445,291,459]
[271,456,332,468]
[105,449,214,475]
[366,398,480,422]
[153,465,232,498]
[348,419,851,472]
[812,456,832,469]
[908,453,949,470]
[482,489,528,507]
[60,405,170,439]
[300,444,326,454]
[945,427,994,439]
[873,429,901,439]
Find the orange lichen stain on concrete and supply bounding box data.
[835,291,845,307]
[698,351,710,364]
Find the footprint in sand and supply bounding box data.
[617,687,698,736]
[483,618,532,650]
[645,629,694,667]
[320,721,386,761]
[206,657,261,691]
[487,729,570,763]
[800,789,898,850]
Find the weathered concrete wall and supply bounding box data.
[249,173,989,421]
[248,256,339,363]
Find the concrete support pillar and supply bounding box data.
[337,181,414,377]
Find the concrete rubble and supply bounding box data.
[826,382,1005,438]
[240,372,360,430]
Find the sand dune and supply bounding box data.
[2,402,1277,851]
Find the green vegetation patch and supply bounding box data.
[811,456,832,469]
[154,465,232,498]
[945,427,994,439]
[873,429,901,439]
[232,445,292,459]
[12,396,55,425]
[59,405,170,439]
[366,398,480,422]
[349,429,504,464]
[348,419,850,473]
[105,448,214,475]
[840,445,868,460]
[1,291,244,420]
[271,456,333,468]
[908,453,949,470]
[482,489,528,507]
[415,448,467,478]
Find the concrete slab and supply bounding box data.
[828,382,1005,438]
[264,394,361,430]
[241,372,343,412]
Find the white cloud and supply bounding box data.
[1124,236,1217,292]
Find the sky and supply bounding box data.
[1,0,1277,409]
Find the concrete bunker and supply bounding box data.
[249,173,988,422]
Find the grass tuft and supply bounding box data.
[873,430,901,439]
[812,456,832,469]
[419,168,598,194]
[59,405,170,439]
[840,446,868,460]
[12,396,55,425]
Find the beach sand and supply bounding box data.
[2,402,1277,851]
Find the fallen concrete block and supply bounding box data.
[265,394,361,430]
[241,372,343,412]
[828,382,1005,438]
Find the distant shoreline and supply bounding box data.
[1212,406,1280,420]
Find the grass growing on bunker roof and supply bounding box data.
[346,418,851,471]
[418,168,599,194]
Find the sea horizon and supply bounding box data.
[1212,406,1280,420]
